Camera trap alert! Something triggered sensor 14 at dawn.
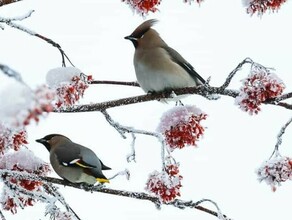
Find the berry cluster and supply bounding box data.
[256,156,292,191]
[236,66,285,114]
[244,0,287,15]
[145,162,182,203]
[157,105,207,151]
[122,0,161,15]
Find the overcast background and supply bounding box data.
[1,0,292,219]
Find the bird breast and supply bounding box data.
[134,48,197,92]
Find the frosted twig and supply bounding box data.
[0,170,231,219]
[101,110,168,167]
[173,198,229,219]
[0,210,6,220]
[270,116,292,159]
[220,57,253,89]
[194,199,226,220]
[0,63,23,82]
[108,169,130,181]
[127,133,137,162]
[43,183,82,220]
[101,109,127,138]
[0,12,74,67]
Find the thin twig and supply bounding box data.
[43,184,82,220]
[1,11,74,67]
[0,210,6,220]
[270,116,292,159]
[90,80,140,87]
[101,110,168,166]
[220,57,253,90]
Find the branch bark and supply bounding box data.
[0,0,22,6]
[0,170,231,219]
[54,85,292,113]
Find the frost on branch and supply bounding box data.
[235,64,285,115]
[183,0,204,4]
[45,205,74,220]
[0,148,50,213]
[256,156,292,192]
[0,124,28,154]
[145,160,182,203]
[157,105,207,151]
[243,0,287,15]
[121,0,161,15]
[46,67,92,108]
[0,82,55,128]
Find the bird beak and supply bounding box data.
[124,35,137,41]
[36,138,46,144]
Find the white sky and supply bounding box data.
[1,0,292,219]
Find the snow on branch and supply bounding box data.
[0,170,231,219]
[52,58,292,113]
[101,109,167,165]
[271,116,292,158]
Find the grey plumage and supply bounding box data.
[125,19,205,93]
[36,134,111,185]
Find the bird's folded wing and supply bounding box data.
[162,46,206,84]
[54,146,97,168]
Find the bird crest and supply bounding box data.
[129,19,158,38]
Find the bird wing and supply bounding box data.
[162,46,206,85]
[54,143,97,169]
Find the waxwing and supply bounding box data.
[125,19,206,93]
[36,134,111,185]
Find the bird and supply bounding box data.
[36,134,111,185]
[124,19,206,94]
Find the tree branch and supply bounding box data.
[90,80,139,87]
[0,0,22,7]
[220,57,253,89]
[0,170,231,219]
[54,84,292,113]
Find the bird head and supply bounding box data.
[124,19,159,48]
[36,134,70,151]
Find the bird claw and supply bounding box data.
[79,183,95,192]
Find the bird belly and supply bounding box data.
[134,57,196,92]
[56,165,97,184]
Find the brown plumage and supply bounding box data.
[125,19,205,93]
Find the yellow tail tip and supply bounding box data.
[96,178,110,183]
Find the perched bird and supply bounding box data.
[36,134,111,185]
[124,19,206,93]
